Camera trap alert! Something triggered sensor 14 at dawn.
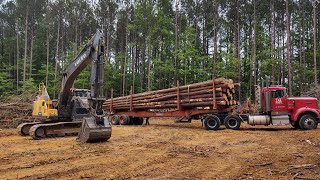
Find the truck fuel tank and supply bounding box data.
[248,115,271,125]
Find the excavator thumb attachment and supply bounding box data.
[77,116,112,143]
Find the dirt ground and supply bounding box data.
[1,119,320,180]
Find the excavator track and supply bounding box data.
[29,121,82,140]
[17,122,42,136]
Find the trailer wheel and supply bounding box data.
[299,114,318,130]
[224,115,241,130]
[132,117,144,125]
[128,117,134,125]
[119,115,130,125]
[204,115,220,130]
[111,115,120,125]
[136,117,144,125]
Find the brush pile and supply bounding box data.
[105,78,240,111]
[0,93,35,128]
[301,85,320,100]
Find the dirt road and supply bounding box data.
[1,119,320,179]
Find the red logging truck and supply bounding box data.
[104,77,320,130]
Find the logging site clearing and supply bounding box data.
[1,119,320,179]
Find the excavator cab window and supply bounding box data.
[74,90,89,97]
[76,108,88,114]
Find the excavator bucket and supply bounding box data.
[77,116,112,143]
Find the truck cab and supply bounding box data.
[260,86,320,130]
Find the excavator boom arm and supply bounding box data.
[58,30,104,118]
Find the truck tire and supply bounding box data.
[224,115,241,130]
[290,120,300,129]
[299,114,318,130]
[119,115,130,125]
[130,117,144,125]
[128,117,134,125]
[135,117,144,125]
[110,115,120,125]
[204,115,220,130]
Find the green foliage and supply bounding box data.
[0,0,318,101]
[217,52,239,80]
[0,72,15,98]
[20,78,36,94]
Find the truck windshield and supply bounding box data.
[272,90,284,98]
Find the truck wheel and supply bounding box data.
[299,114,318,130]
[135,117,144,125]
[111,115,120,125]
[224,115,241,130]
[204,115,220,130]
[119,115,130,125]
[290,121,300,129]
[128,117,134,125]
[132,117,143,125]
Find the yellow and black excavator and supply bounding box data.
[17,30,111,143]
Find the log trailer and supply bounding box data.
[17,30,112,143]
[104,77,320,130]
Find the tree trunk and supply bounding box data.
[132,40,136,94]
[213,2,218,79]
[313,3,317,84]
[285,0,292,95]
[174,0,179,86]
[54,18,60,98]
[302,3,306,87]
[277,27,281,84]
[29,28,34,79]
[61,15,65,71]
[253,0,257,86]
[282,28,285,85]
[299,0,305,92]
[46,29,50,87]
[147,45,151,91]
[105,21,110,64]
[23,7,28,84]
[16,26,19,90]
[122,25,128,96]
[74,21,78,56]
[236,0,240,83]
[141,43,146,91]
[271,0,275,85]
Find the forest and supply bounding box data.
[0,0,319,100]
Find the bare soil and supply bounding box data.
[1,119,320,179]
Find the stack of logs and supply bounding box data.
[104,78,240,111]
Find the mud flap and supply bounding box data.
[77,116,112,143]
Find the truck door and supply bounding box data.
[271,89,287,114]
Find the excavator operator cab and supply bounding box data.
[70,89,91,121]
[72,89,90,98]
